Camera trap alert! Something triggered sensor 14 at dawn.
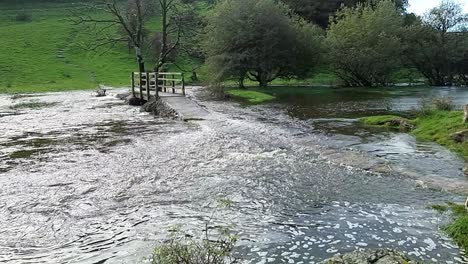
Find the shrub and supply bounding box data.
[151,228,237,264]
[433,96,454,111]
[15,12,32,22]
[433,203,468,253]
[207,83,227,99]
[414,97,434,116]
[414,96,455,116]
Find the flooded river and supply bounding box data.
[0,86,467,263]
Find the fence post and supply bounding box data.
[131,72,135,97]
[146,71,150,100]
[155,72,159,99]
[182,73,186,96]
[172,74,176,94]
[139,72,143,100]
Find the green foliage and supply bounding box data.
[205,0,324,87]
[412,110,468,160]
[359,115,411,129]
[226,89,275,104]
[361,110,468,160]
[432,96,455,111]
[326,0,405,87]
[281,0,408,28]
[430,204,450,213]
[432,202,468,253]
[151,232,237,264]
[414,97,435,116]
[402,1,468,86]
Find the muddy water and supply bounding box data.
[0,88,466,263]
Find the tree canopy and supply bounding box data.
[326,0,405,86]
[204,0,324,87]
[403,0,468,85]
[281,0,408,28]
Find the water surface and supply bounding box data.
[0,87,466,263]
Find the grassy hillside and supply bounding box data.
[0,1,144,93]
[0,1,340,94]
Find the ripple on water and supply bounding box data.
[0,88,466,263]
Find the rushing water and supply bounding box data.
[0,87,467,263]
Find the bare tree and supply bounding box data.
[71,0,155,72]
[72,0,197,74]
[153,0,196,72]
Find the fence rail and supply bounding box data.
[131,72,185,101]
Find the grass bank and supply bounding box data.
[226,89,276,104]
[431,203,468,253]
[360,111,468,160]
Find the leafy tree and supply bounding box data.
[326,0,405,86]
[281,0,408,28]
[403,0,468,86]
[204,0,324,87]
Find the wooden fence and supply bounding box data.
[131,72,185,101]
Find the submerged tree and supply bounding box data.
[403,0,468,86]
[326,0,405,86]
[204,0,324,87]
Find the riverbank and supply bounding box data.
[359,111,468,161]
[360,111,468,253]
[432,203,468,254]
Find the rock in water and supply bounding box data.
[321,249,418,264]
[464,164,468,177]
[126,95,144,106]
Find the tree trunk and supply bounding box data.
[256,72,269,88]
[238,76,245,89]
[135,46,145,72]
[155,0,168,72]
[258,78,268,88]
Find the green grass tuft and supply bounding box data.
[360,111,468,160]
[411,111,468,160]
[226,89,275,104]
[432,203,468,253]
[359,115,410,128]
[431,204,450,213]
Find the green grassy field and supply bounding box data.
[0,2,142,93]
